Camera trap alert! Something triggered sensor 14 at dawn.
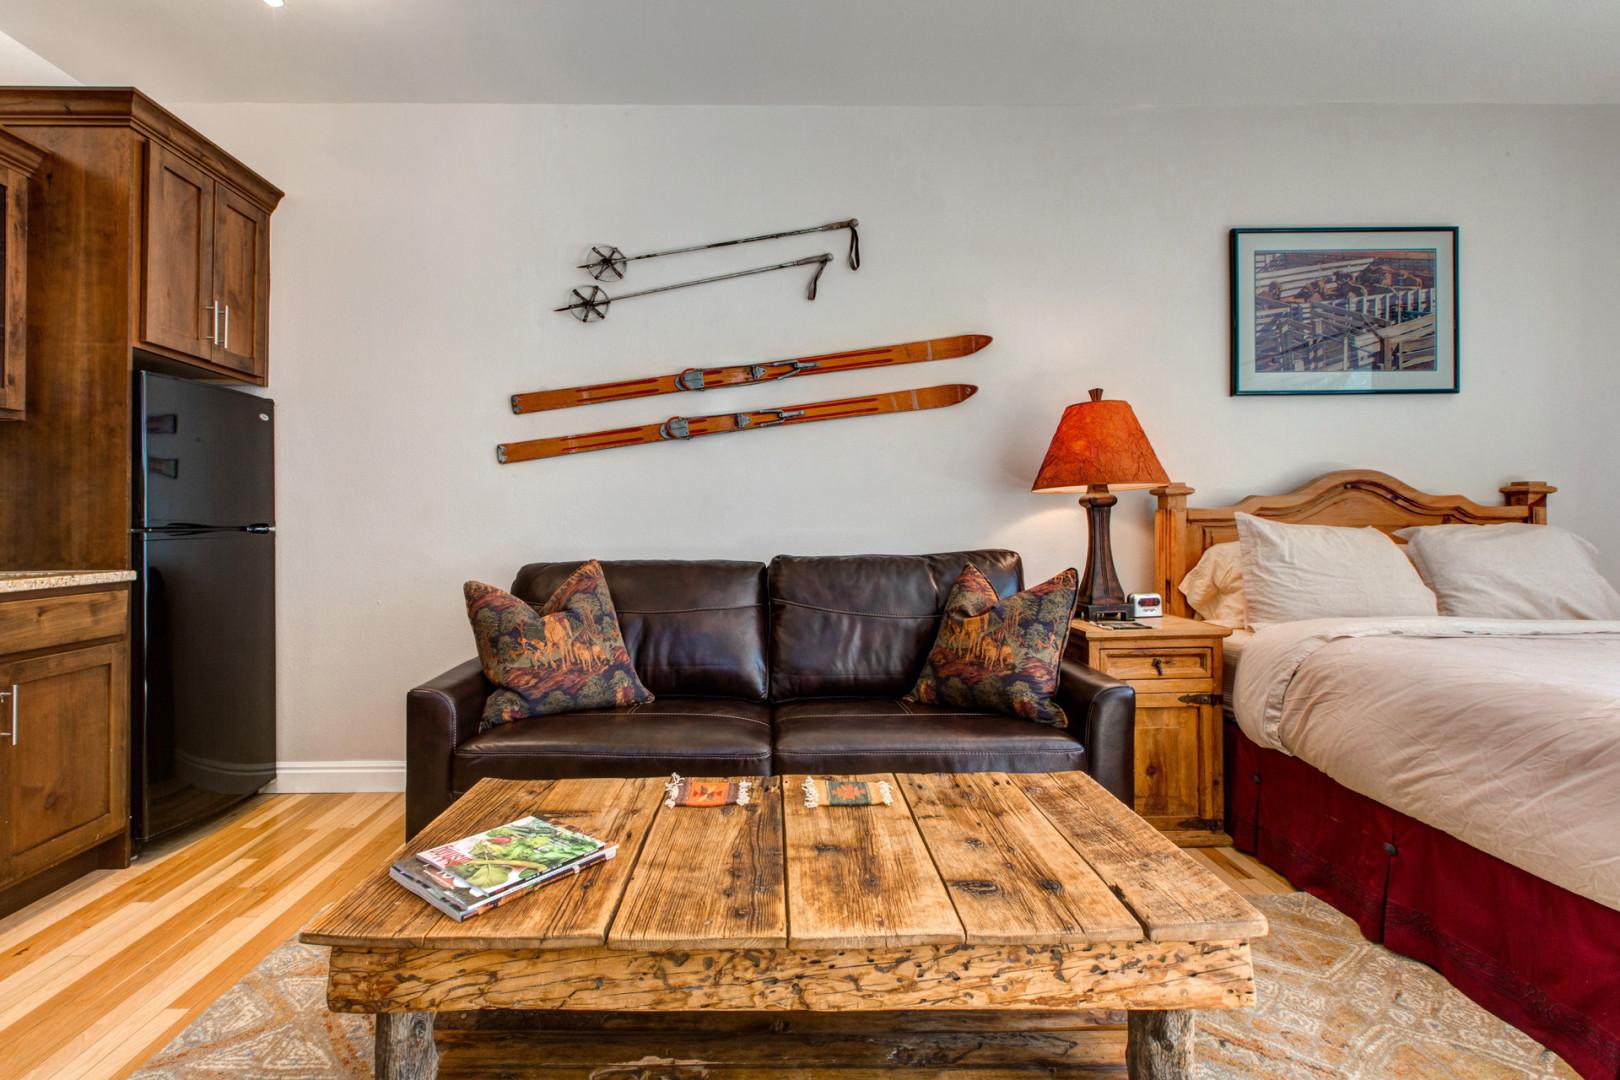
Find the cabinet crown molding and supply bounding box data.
[0,86,282,210]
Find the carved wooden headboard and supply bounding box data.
[1151,469,1556,618]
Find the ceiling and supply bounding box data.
[1,0,1617,107]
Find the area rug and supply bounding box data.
[133,892,1576,1078]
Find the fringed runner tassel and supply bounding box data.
[664,773,751,808]
[802,777,893,808]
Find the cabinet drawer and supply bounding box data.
[0,590,128,656]
[1095,646,1214,684]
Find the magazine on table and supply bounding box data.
[390,814,616,921]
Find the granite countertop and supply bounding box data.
[0,570,138,594]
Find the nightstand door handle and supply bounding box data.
[1151,657,1164,675]
[1178,692,1222,706]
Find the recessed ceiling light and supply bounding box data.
[263,0,284,7]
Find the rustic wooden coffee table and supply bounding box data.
[303,772,1266,1078]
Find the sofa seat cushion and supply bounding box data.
[452,698,772,788]
[771,699,1087,775]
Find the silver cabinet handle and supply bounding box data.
[0,684,15,745]
[207,301,219,345]
[223,304,230,350]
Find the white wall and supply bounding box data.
[0,29,76,85]
[159,103,1620,785]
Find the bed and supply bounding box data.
[1153,470,1620,1080]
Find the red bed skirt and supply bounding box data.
[1225,718,1620,1080]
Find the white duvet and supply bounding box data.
[1232,617,1620,912]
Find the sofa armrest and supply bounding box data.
[406,658,489,838]
[1055,658,1136,806]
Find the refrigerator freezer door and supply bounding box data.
[137,371,274,529]
[133,529,276,843]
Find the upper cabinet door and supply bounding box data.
[211,185,269,379]
[141,142,215,362]
[0,165,28,420]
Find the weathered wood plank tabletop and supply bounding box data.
[782,773,962,948]
[303,770,1267,1079]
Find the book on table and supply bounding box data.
[390,814,616,921]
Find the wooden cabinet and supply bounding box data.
[0,584,130,912]
[0,89,280,571]
[1068,614,1231,847]
[0,642,127,885]
[0,89,280,400]
[0,129,45,421]
[140,141,272,380]
[141,139,273,381]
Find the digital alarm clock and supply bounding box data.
[1127,592,1163,618]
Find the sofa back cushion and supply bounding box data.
[768,551,1024,700]
[510,560,768,700]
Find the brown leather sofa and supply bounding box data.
[406,551,1135,836]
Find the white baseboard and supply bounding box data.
[265,759,406,793]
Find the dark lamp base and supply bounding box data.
[1078,602,1134,622]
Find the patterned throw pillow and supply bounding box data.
[464,560,653,728]
[904,563,1079,727]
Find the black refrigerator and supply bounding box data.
[132,372,276,846]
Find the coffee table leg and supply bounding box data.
[374,1011,437,1079]
[1126,1009,1193,1079]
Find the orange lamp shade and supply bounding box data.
[1030,388,1169,494]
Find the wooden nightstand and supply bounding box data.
[1067,614,1231,847]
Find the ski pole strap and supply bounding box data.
[846,220,861,271]
[806,254,830,300]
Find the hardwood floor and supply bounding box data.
[0,791,1291,1079]
[0,791,404,1080]
[1187,844,1295,897]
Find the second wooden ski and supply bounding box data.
[510,333,990,414]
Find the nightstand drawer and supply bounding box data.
[1094,646,1214,684]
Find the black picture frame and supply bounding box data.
[1229,226,1459,397]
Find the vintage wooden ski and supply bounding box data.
[496,384,978,464]
[511,334,991,414]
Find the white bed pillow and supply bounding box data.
[1395,523,1620,620]
[1178,541,1249,628]
[1234,512,1438,626]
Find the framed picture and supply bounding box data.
[1230,227,1458,396]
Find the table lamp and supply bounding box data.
[1031,388,1169,621]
